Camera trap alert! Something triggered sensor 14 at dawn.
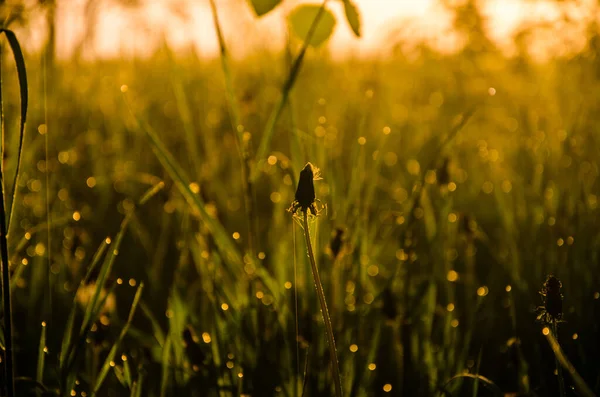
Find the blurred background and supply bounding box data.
[0,0,600,396]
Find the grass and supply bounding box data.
[0,7,600,397]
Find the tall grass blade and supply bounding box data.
[251,0,329,181]
[36,322,47,395]
[160,335,172,397]
[62,183,163,388]
[0,29,28,230]
[59,239,109,368]
[140,301,166,346]
[130,372,144,397]
[92,283,144,395]
[0,28,27,397]
[125,104,244,275]
[209,0,258,254]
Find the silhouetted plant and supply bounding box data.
[538,275,566,397]
[288,162,341,397]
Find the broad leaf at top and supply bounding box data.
[248,0,282,17]
[343,0,361,37]
[288,4,336,47]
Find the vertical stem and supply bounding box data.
[0,183,14,397]
[0,37,15,397]
[302,211,342,397]
[43,20,53,343]
[552,322,566,397]
[208,0,258,255]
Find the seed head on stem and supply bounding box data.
[288,162,342,397]
[288,162,322,216]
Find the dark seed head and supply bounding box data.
[295,162,319,213]
[541,275,563,321]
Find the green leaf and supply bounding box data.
[36,322,47,388]
[93,283,144,394]
[59,239,109,369]
[127,110,244,282]
[288,4,336,47]
[248,0,282,17]
[343,0,361,37]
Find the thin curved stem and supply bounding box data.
[0,39,16,397]
[302,210,342,397]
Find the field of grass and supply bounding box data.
[0,2,600,397]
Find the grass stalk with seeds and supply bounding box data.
[289,163,342,397]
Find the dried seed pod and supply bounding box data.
[542,275,563,320]
[537,275,563,324]
[289,162,321,215]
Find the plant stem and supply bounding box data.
[302,210,342,397]
[552,322,566,397]
[0,163,15,397]
[0,38,15,397]
[208,0,259,255]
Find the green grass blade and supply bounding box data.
[0,29,28,230]
[125,104,244,275]
[442,373,503,396]
[92,283,144,395]
[545,328,596,397]
[36,322,47,393]
[59,239,109,368]
[209,0,258,254]
[122,356,132,388]
[251,0,329,181]
[139,301,166,346]
[63,183,163,385]
[130,372,144,397]
[9,215,72,290]
[79,223,128,337]
[80,181,163,337]
[208,0,242,140]
[160,335,172,397]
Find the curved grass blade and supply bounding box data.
[61,183,163,388]
[125,103,244,279]
[0,28,27,397]
[545,328,596,397]
[0,29,28,230]
[59,239,109,368]
[92,283,144,395]
[441,373,503,396]
[209,0,258,255]
[9,215,72,290]
[36,322,47,396]
[139,301,166,347]
[251,0,330,181]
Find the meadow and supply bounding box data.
[0,1,600,396]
